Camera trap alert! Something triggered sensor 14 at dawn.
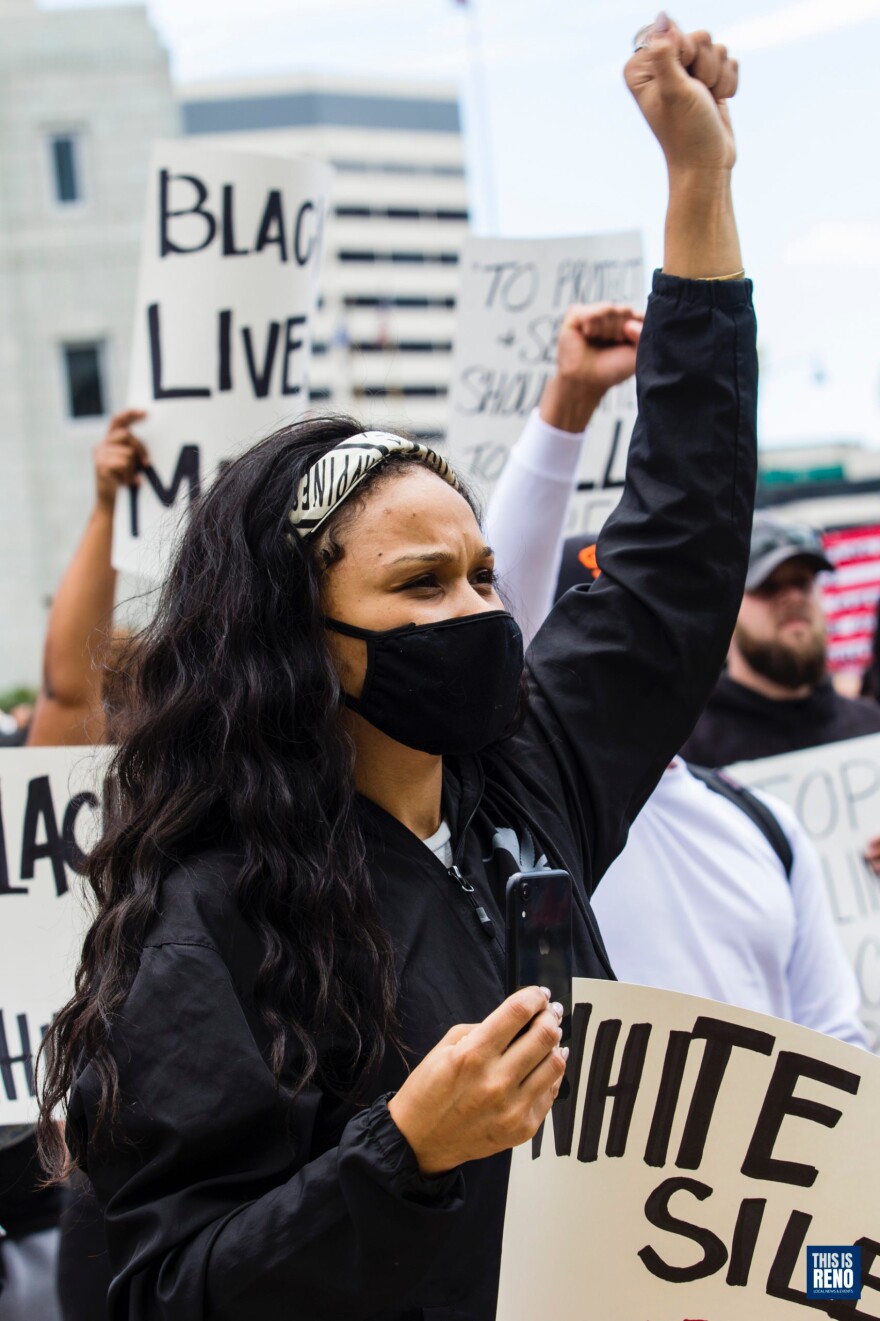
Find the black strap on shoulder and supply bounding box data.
[685,763,794,881]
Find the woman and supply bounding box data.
[38,19,756,1320]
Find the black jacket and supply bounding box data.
[69,273,758,1321]
[680,672,880,767]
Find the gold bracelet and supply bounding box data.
[693,269,746,281]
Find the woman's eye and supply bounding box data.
[401,574,440,592]
[474,569,498,589]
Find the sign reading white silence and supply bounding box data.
[0,747,108,1125]
[112,142,333,579]
[730,735,880,1054]
[444,232,644,534]
[498,978,880,1321]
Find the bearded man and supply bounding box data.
[681,515,880,766]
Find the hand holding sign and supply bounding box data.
[625,15,738,174]
[540,302,643,434]
[95,409,148,510]
[388,986,567,1175]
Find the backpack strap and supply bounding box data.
[685,763,794,881]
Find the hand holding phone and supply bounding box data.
[505,869,573,1049]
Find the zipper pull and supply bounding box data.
[448,865,494,938]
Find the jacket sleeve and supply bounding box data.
[502,272,758,889]
[73,941,465,1321]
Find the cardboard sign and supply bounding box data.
[731,736,880,1054]
[498,978,880,1320]
[0,747,108,1125]
[112,142,333,579]
[444,233,644,535]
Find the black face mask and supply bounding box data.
[324,610,524,756]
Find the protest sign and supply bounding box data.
[821,525,880,678]
[444,232,644,535]
[498,978,880,1320]
[0,746,108,1125]
[730,735,880,1054]
[112,142,333,579]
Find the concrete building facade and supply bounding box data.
[0,10,468,689]
[177,74,469,443]
[0,0,178,688]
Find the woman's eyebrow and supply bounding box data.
[388,546,493,567]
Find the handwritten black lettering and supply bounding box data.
[294,200,318,267]
[839,757,880,832]
[796,769,839,841]
[159,170,321,268]
[63,791,99,876]
[0,782,27,895]
[644,1030,692,1167]
[742,1050,861,1187]
[578,1018,652,1162]
[222,182,249,257]
[242,321,281,399]
[725,1198,767,1288]
[676,1017,775,1170]
[160,170,216,257]
[128,445,201,538]
[532,1003,592,1159]
[148,302,211,400]
[282,316,306,395]
[255,190,288,261]
[639,1178,728,1283]
[20,775,67,898]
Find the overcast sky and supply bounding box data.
[43,0,880,451]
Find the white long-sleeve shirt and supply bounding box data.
[485,410,867,1045]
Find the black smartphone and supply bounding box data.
[505,868,573,1048]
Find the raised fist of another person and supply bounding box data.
[540,303,644,434]
[95,408,148,510]
[625,13,738,174]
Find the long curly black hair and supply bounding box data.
[37,415,472,1179]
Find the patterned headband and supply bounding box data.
[287,431,463,539]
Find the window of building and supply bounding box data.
[343,295,456,309]
[62,342,106,418]
[355,385,448,399]
[331,160,466,178]
[337,250,460,266]
[48,133,84,205]
[352,340,453,354]
[333,206,469,222]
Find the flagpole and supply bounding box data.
[459,0,498,235]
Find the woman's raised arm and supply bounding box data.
[493,18,756,888]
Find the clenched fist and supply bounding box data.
[625,14,738,174]
[540,302,643,434]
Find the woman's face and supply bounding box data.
[321,465,504,699]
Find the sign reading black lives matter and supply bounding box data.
[731,734,880,1055]
[112,143,333,578]
[0,748,109,1125]
[444,232,643,533]
[498,979,880,1320]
